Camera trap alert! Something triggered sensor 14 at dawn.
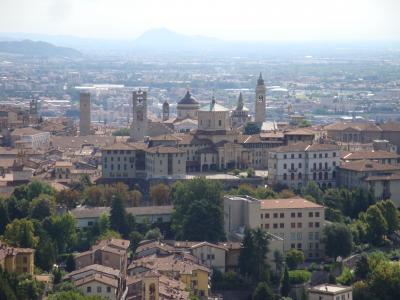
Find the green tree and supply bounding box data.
[44,214,77,253]
[110,194,128,235]
[253,228,270,281]
[0,199,10,234]
[36,239,58,271]
[16,277,44,300]
[281,265,291,297]
[149,184,170,206]
[252,282,273,300]
[355,253,370,280]
[144,227,162,240]
[3,218,38,248]
[285,249,304,270]
[129,231,143,252]
[274,250,284,275]
[56,190,81,209]
[323,223,353,258]
[376,200,399,234]
[365,205,388,245]
[129,190,142,207]
[288,270,311,284]
[244,122,261,135]
[30,194,55,220]
[239,228,255,278]
[302,181,323,204]
[171,178,225,242]
[48,290,106,300]
[112,128,130,136]
[336,267,354,285]
[65,254,76,272]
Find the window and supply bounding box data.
[291,154,294,159]
[297,212,302,218]
[315,222,320,228]
[309,212,313,217]
[319,153,322,158]
[297,243,302,249]
[290,233,296,241]
[333,152,336,157]
[280,223,284,228]
[297,232,302,240]
[265,224,270,229]
[315,243,319,249]
[313,153,317,158]
[23,257,27,263]
[87,287,92,293]
[291,163,294,170]
[265,213,270,218]
[291,173,295,180]
[297,222,302,228]
[315,212,320,217]
[291,212,295,218]
[273,223,278,229]
[309,243,313,249]
[283,173,287,180]
[315,232,320,240]
[299,154,302,158]
[298,172,302,179]
[107,287,111,293]
[291,243,295,249]
[309,222,313,228]
[325,153,328,158]
[308,232,313,240]
[273,213,278,218]
[284,154,287,159]
[298,162,302,168]
[260,214,263,219]
[280,213,284,218]
[283,163,287,169]
[97,286,102,293]
[218,120,222,126]
[291,223,295,228]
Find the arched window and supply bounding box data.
[291,173,295,180]
[283,173,287,180]
[298,172,302,179]
[318,172,322,180]
[324,172,328,180]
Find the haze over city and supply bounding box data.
[1,0,400,41]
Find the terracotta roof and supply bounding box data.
[70,206,110,219]
[54,161,73,167]
[379,121,400,131]
[324,122,382,132]
[149,134,181,142]
[338,160,400,172]
[260,197,324,210]
[95,238,130,251]
[74,273,118,288]
[271,142,339,153]
[51,135,116,150]
[125,205,173,216]
[341,150,400,161]
[12,127,47,136]
[65,264,121,280]
[284,128,316,136]
[364,173,400,181]
[102,142,137,151]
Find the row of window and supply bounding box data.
[282,171,336,180]
[283,152,337,159]
[261,222,320,229]
[104,156,134,163]
[86,286,112,293]
[283,161,336,170]
[261,211,321,219]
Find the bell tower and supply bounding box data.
[130,89,147,141]
[162,100,169,121]
[255,72,266,124]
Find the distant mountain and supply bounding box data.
[132,28,225,51]
[0,39,81,57]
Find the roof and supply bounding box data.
[74,273,118,288]
[338,160,400,172]
[271,142,339,153]
[379,121,400,131]
[324,122,382,132]
[102,142,138,151]
[51,135,116,150]
[70,206,110,219]
[65,264,121,280]
[177,91,199,105]
[54,161,73,167]
[309,284,352,295]
[284,128,316,136]
[125,205,173,216]
[364,173,400,181]
[260,197,324,210]
[341,150,400,161]
[199,100,229,112]
[95,238,130,251]
[12,127,47,136]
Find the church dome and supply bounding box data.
[178,91,199,105]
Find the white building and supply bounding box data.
[308,284,353,300]
[224,195,325,259]
[11,127,50,150]
[268,142,340,189]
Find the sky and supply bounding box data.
[0,0,399,41]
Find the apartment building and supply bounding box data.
[268,142,340,189]
[224,196,325,259]
[308,284,353,300]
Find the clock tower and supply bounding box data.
[130,89,147,141]
[255,72,266,124]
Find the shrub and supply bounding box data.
[288,270,311,284]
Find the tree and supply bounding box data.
[0,199,10,234]
[149,184,170,206]
[83,186,105,207]
[285,249,304,270]
[252,282,273,300]
[355,253,370,280]
[112,128,130,136]
[3,218,38,248]
[98,230,122,241]
[278,189,296,199]
[48,290,106,300]
[336,267,354,285]
[365,205,388,245]
[323,223,353,258]
[281,265,291,297]
[30,194,55,220]
[302,181,323,204]
[144,227,162,240]
[65,254,76,272]
[16,277,44,300]
[253,228,270,281]
[44,214,77,253]
[171,178,225,242]
[274,250,284,275]
[239,228,255,278]
[36,239,57,271]
[56,190,81,209]
[376,200,399,234]
[244,122,261,135]
[129,190,142,207]
[110,194,128,235]
[129,231,143,252]
[288,270,311,284]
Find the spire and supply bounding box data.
[211,90,216,105]
[257,72,264,86]
[236,92,244,110]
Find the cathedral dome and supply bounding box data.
[178,91,199,105]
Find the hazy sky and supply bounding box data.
[0,0,399,41]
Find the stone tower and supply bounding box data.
[79,92,91,136]
[130,89,147,141]
[255,72,266,124]
[162,100,169,121]
[29,97,39,123]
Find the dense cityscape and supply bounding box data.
[1,1,400,300]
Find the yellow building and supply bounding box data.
[0,241,34,275]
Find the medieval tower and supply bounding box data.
[79,92,91,136]
[255,72,266,124]
[130,89,147,141]
[162,100,169,121]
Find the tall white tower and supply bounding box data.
[79,92,91,136]
[255,73,266,124]
[130,89,147,141]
